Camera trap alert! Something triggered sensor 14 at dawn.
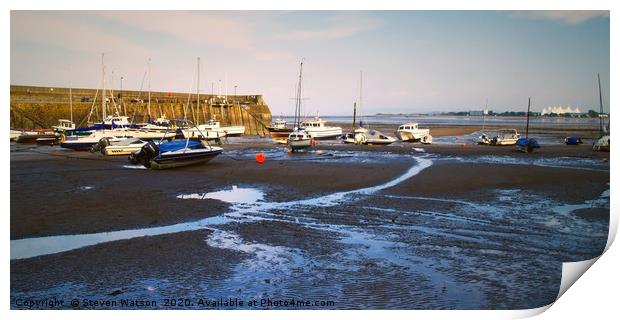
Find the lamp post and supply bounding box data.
[234,85,237,105]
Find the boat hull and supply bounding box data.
[16,133,56,144]
[303,128,343,139]
[220,126,245,136]
[288,139,313,151]
[103,146,145,156]
[60,141,99,151]
[395,129,430,142]
[150,149,223,169]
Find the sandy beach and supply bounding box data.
[10,125,610,309]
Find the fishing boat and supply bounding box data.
[592,73,610,152]
[515,98,540,153]
[300,117,342,139]
[395,122,431,142]
[287,61,314,152]
[490,129,520,146]
[53,119,76,132]
[268,117,293,144]
[129,139,223,169]
[91,137,148,156]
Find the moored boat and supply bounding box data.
[60,130,134,151]
[288,129,314,152]
[268,118,293,144]
[395,122,430,142]
[363,129,396,145]
[299,117,342,139]
[91,137,148,156]
[515,98,539,153]
[490,129,520,146]
[129,139,223,169]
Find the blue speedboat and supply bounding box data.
[564,137,583,145]
[129,139,222,169]
[516,137,540,153]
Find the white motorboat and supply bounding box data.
[490,129,520,146]
[125,123,177,140]
[363,129,396,145]
[300,117,342,139]
[342,127,368,144]
[207,119,245,136]
[60,129,134,151]
[92,137,148,156]
[181,122,226,140]
[396,122,431,142]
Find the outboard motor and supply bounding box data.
[90,137,111,153]
[129,141,160,168]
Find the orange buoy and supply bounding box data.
[255,153,266,164]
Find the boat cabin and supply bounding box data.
[301,118,326,128]
[272,118,287,129]
[54,119,76,131]
[398,123,420,131]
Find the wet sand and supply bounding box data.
[10,128,610,310]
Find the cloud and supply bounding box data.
[11,11,149,56]
[95,11,257,51]
[516,11,609,25]
[273,12,381,41]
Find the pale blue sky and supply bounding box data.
[11,10,610,115]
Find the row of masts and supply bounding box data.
[76,54,242,126]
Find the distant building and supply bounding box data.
[541,106,582,115]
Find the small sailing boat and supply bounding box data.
[477,99,491,145]
[516,97,540,153]
[287,61,314,152]
[592,73,609,152]
[129,139,222,169]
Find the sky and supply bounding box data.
[10,10,610,115]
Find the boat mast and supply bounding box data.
[482,98,487,131]
[147,58,152,120]
[352,102,357,131]
[101,53,106,121]
[525,97,531,138]
[359,70,363,128]
[69,67,73,123]
[598,73,604,137]
[197,57,201,124]
[295,62,304,129]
